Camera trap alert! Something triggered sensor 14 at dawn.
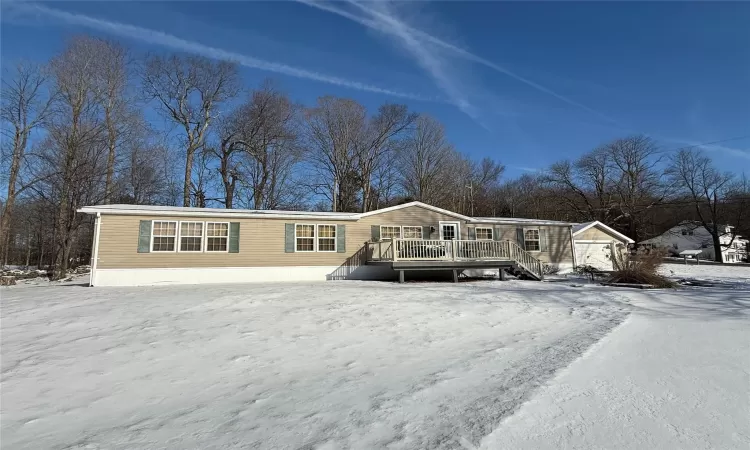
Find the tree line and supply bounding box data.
[2,35,747,274]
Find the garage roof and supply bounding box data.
[573,221,634,243]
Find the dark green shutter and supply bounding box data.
[285,223,295,252]
[539,229,548,252]
[229,222,240,253]
[138,220,151,253]
[336,224,346,253]
[468,227,476,240]
[371,225,380,241]
[422,226,431,240]
[516,227,526,250]
[493,226,502,241]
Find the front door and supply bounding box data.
[440,223,458,240]
[440,222,459,259]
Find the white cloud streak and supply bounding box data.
[299,0,620,126]
[345,0,480,122]
[7,2,433,101]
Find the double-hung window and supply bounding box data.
[179,222,203,252]
[402,226,422,239]
[524,228,541,251]
[295,224,316,252]
[476,227,493,240]
[206,222,229,252]
[318,224,337,252]
[152,221,177,252]
[380,226,402,240]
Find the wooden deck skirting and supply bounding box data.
[366,239,544,281]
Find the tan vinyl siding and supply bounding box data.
[359,205,470,239]
[95,204,574,269]
[577,225,625,242]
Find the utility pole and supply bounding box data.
[466,183,474,216]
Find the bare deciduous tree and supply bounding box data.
[304,96,366,212]
[399,115,454,205]
[355,103,417,212]
[142,55,239,207]
[46,37,108,279]
[89,37,130,204]
[0,62,55,265]
[667,148,738,262]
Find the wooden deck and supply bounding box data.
[366,239,543,281]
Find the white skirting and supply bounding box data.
[92,265,396,287]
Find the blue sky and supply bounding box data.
[2,1,749,177]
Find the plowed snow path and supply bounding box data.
[2,281,625,449]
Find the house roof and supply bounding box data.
[358,201,475,221]
[77,204,362,221]
[572,221,634,243]
[472,217,575,226]
[78,201,575,227]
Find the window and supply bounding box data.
[206,222,229,252]
[179,222,203,252]
[524,228,540,251]
[318,224,336,252]
[152,221,177,252]
[403,226,422,239]
[381,226,402,240]
[476,227,493,240]
[296,224,315,252]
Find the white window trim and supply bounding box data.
[205,221,230,253]
[151,220,177,252]
[316,224,337,253]
[380,225,403,240]
[475,227,493,240]
[295,223,317,252]
[177,221,205,253]
[402,226,423,240]
[524,227,541,252]
[438,221,461,240]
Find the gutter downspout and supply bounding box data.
[569,226,578,270]
[89,212,101,287]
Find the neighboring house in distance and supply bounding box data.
[78,201,579,286]
[641,222,749,263]
[571,221,634,271]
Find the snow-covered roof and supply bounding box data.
[78,204,362,220]
[572,221,634,243]
[471,217,574,226]
[78,201,575,226]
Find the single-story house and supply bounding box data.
[572,221,634,271]
[641,222,748,263]
[78,201,579,286]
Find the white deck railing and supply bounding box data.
[366,239,543,279]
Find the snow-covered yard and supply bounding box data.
[1,265,748,449]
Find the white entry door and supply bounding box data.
[575,242,613,271]
[440,222,459,259]
[440,223,458,240]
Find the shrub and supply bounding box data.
[574,264,602,282]
[543,264,560,275]
[609,247,676,288]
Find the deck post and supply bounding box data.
[392,238,398,261]
[499,268,505,281]
[398,270,405,283]
[452,269,458,283]
[378,240,382,261]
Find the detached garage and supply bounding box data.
[572,221,634,271]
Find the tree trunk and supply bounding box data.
[183,144,196,207]
[712,231,724,263]
[104,108,117,204]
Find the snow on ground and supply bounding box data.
[481,280,750,449]
[1,264,749,449]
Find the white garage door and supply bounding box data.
[575,242,613,271]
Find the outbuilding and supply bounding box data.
[572,221,634,271]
